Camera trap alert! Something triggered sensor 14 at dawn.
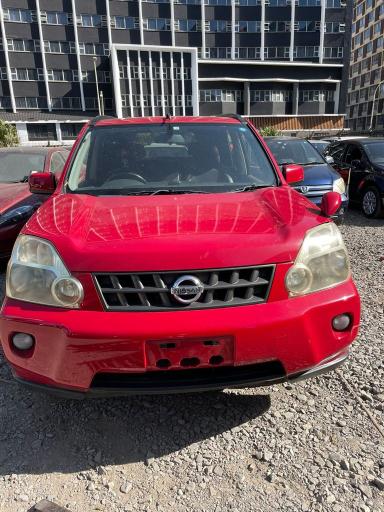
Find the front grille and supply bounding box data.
[293,184,332,197]
[94,265,275,311]
[91,361,286,391]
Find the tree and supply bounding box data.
[0,120,19,147]
[259,126,281,137]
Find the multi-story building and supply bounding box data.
[347,0,384,132]
[0,0,351,145]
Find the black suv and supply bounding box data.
[327,138,384,218]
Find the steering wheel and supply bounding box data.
[104,170,147,184]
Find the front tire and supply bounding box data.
[361,187,383,218]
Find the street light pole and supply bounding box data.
[93,57,101,115]
[369,79,384,132]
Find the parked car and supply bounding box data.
[0,116,360,397]
[327,137,384,218]
[264,137,348,222]
[0,146,69,259]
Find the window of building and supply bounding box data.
[199,90,243,102]
[27,124,57,141]
[325,22,345,33]
[114,16,137,29]
[0,97,12,109]
[7,39,39,52]
[250,90,292,102]
[46,12,69,25]
[176,19,201,31]
[268,0,288,5]
[15,97,47,109]
[52,97,81,110]
[298,90,334,102]
[207,20,231,32]
[235,21,261,32]
[6,9,33,23]
[323,47,343,59]
[80,14,102,27]
[144,18,171,30]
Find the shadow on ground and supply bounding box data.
[0,377,271,476]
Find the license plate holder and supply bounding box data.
[145,336,234,370]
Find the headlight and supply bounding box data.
[6,235,83,308]
[285,223,350,296]
[0,205,35,228]
[333,177,346,195]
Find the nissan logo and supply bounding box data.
[170,275,204,304]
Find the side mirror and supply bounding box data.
[29,172,56,194]
[282,164,304,184]
[321,191,341,217]
[351,159,362,170]
[325,155,334,165]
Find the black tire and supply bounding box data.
[361,186,383,218]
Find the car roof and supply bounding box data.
[307,139,330,144]
[0,146,66,154]
[93,116,242,127]
[330,138,384,144]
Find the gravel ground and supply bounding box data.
[0,209,383,512]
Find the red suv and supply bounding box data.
[0,116,360,397]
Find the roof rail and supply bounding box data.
[216,113,247,124]
[89,115,116,127]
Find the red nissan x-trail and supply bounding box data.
[0,116,360,397]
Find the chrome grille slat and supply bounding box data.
[130,275,150,307]
[94,265,275,312]
[293,184,333,197]
[98,278,269,294]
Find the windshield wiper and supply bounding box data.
[233,184,272,192]
[123,189,210,196]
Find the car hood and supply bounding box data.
[0,183,30,214]
[24,187,327,272]
[298,163,337,186]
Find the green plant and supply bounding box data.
[259,126,281,137]
[0,120,19,147]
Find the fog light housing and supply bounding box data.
[12,333,35,351]
[332,314,351,332]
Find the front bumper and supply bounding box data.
[0,280,360,396]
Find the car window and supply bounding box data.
[0,152,45,183]
[344,144,363,165]
[363,142,384,165]
[50,152,66,173]
[67,123,277,195]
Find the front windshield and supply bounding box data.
[66,123,277,195]
[0,153,45,183]
[363,142,384,165]
[266,139,325,166]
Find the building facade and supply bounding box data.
[347,0,384,132]
[0,0,351,144]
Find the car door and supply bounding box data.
[343,143,370,200]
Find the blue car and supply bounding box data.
[264,137,348,222]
